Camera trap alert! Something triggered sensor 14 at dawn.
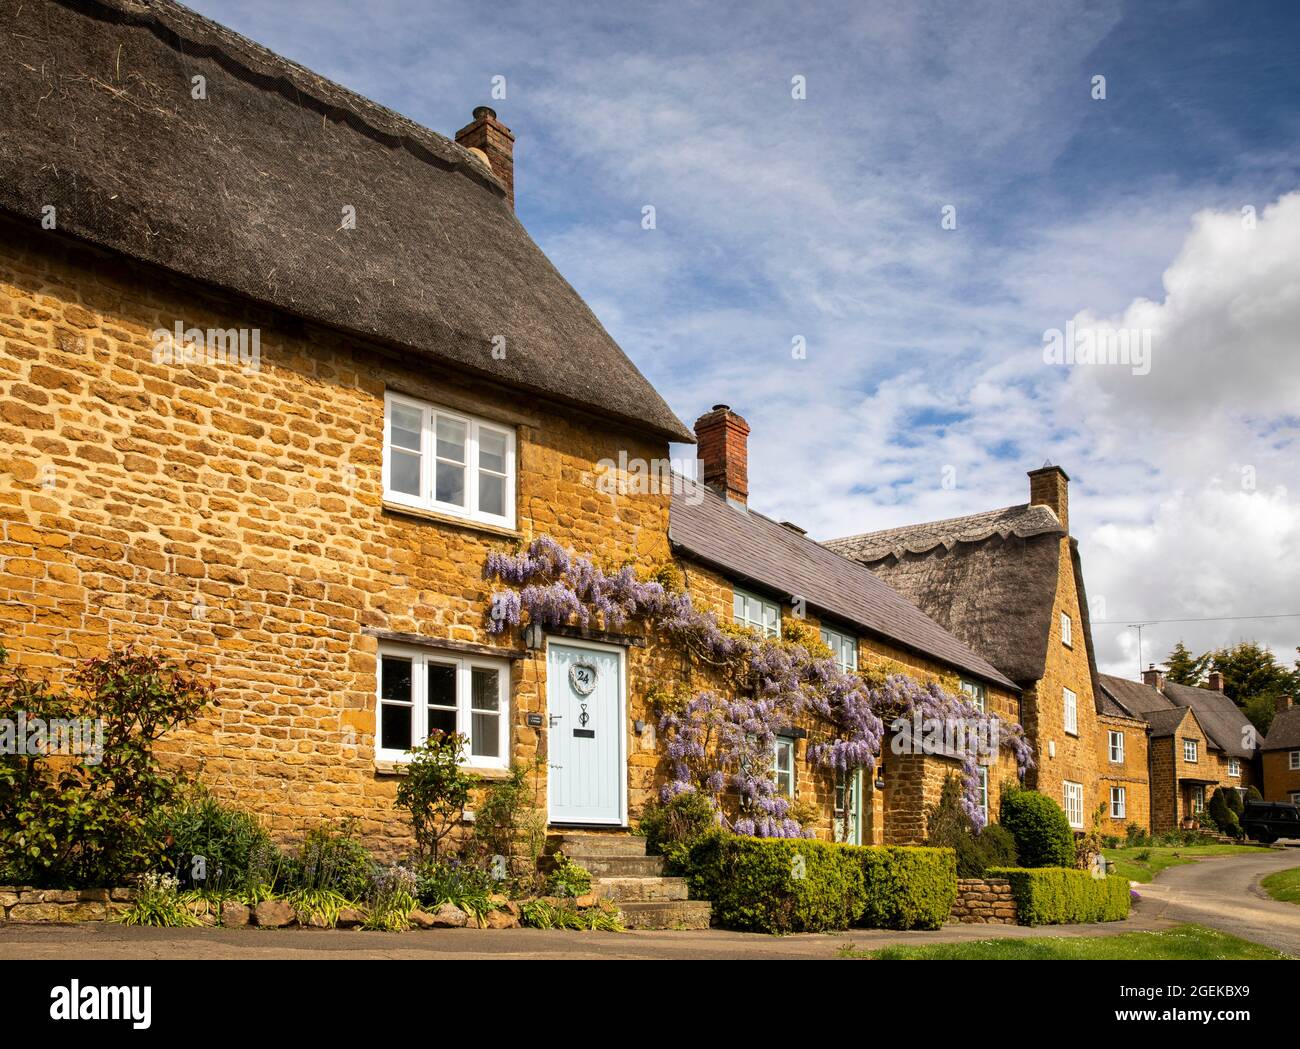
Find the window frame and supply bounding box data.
[1192,785,1206,813]
[819,625,858,673]
[833,766,863,845]
[772,735,796,797]
[375,642,510,768]
[1183,738,1198,763]
[734,587,781,638]
[977,765,989,823]
[1228,757,1241,777]
[1063,780,1084,829]
[383,390,517,529]
[1110,785,1126,819]
[1063,687,1078,736]
[960,680,987,714]
[1290,750,1300,771]
[1108,729,1125,764]
[1060,611,1072,648]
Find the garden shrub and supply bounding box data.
[152,790,283,894]
[546,853,593,898]
[857,845,957,930]
[394,732,477,861]
[990,867,1131,925]
[1207,789,1243,838]
[926,774,1016,876]
[999,788,1076,868]
[678,831,865,933]
[289,820,374,898]
[415,858,497,922]
[0,645,210,887]
[467,759,546,883]
[640,790,718,857]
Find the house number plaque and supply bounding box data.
[569,662,598,696]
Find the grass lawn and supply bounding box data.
[843,924,1291,960]
[1261,866,1300,905]
[1102,844,1269,883]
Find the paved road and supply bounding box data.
[1136,846,1300,957]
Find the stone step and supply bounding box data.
[617,900,712,931]
[593,876,689,903]
[575,854,665,877]
[550,832,648,859]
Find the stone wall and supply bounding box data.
[1262,749,1300,803]
[1097,713,1150,833]
[948,877,1017,924]
[0,886,133,923]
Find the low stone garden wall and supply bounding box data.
[1,886,134,923]
[948,877,1017,925]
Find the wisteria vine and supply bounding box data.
[485,536,1032,836]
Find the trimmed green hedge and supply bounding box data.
[990,867,1131,926]
[999,789,1076,867]
[673,831,956,933]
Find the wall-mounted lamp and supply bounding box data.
[522,622,545,651]
[873,763,886,791]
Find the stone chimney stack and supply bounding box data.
[456,106,516,209]
[1028,463,1070,532]
[1142,664,1165,692]
[694,405,750,507]
[1275,694,1293,714]
[1207,670,1225,693]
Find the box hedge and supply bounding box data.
[989,867,1130,926]
[998,789,1076,867]
[673,831,956,933]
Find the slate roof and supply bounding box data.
[0,0,692,442]
[1263,705,1300,751]
[1098,674,1257,759]
[669,480,1018,692]
[1143,706,1191,739]
[825,503,1083,688]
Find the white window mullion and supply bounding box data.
[465,421,479,518]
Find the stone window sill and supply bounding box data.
[381,500,523,541]
[374,760,513,781]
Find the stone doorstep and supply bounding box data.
[550,832,649,859]
[592,876,689,904]
[575,854,666,877]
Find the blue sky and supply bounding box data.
[192,0,1300,677]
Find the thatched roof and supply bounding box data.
[825,504,1077,688]
[0,0,691,442]
[1263,705,1300,751]
[1098,674,1257,759]
[670,481,1018,691]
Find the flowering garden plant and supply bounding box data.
[486,537,1031,837]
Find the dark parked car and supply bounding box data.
[1242,800,1300,843]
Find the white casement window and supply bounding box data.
[1063,687,1078,736]
[1060,611,1072,647]
[1108,730,1125,764]
[960,680,987,713]
[1228,758,1241,777]
[1192,785,1206,813]
[978,765,989,823]
[1063,781,1084,829]
[820,625,857,673]
[1290,750,1300,771]
[1110,786,1126,819]
[383,391,516,528]
[833,767,863,845]
[735,587,780,638]
[772,736,796,797]
[376,644,509,768]
[1183,739,1198,763]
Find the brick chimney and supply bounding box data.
[1207,670,1225,693]
[694,405,749,507]
[1142,663,1165,692]
[456,106,515,209]
[1028,463,1069,532]
[1275,694,1292,714]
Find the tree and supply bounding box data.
[1165,641,1210,686]
[393,732,477,861]
[1210,641,1300,737]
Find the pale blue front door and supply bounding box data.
[547,642,625,825]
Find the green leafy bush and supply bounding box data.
[467,759,545,882]
[415,859,497,922]
[546,853,593,898]
[999,788,1076,868]
[152,790,284,896]
[118,872,201,928]
[1207,789,1243,839]
[990,867,1131,925]
[288,820,374,898]
[925,774,1017,876]
[521,899,624,931]
[639,791,718,856]
[857,845,957,930]
[0,645,211,887]
[394,733,477,861]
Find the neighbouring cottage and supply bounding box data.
[1260,697,1300,804]
[0,0,1025,864]
[826,466,1112,833]
[669,407,1023,845]
[1098,669,1258,833]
